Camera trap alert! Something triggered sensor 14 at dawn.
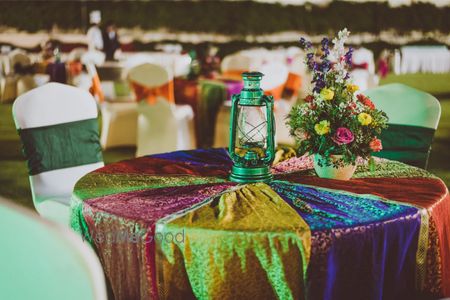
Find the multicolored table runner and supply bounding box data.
[70,148,450,300]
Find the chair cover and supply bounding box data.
[259,63,294,145]
[0,75,18,103]
[350,47,379,91]
[259,62,289,100]
[16,74,37,96]
[13,83,104,224]
[213,102,231,148]
[128,63,195,156]
[286,53,306,98]
[81,50,106,66]
[83,62,137,149]
[9,50,31,71]
[221,54,253,79]
[365,83,441,169]
[0,198,107,300]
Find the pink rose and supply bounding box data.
[370,137,382,152]
[331,127,354,145]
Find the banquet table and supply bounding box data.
[400,46,450,74]
[70,148,450,300]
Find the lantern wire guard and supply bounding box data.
[229,72,275,183]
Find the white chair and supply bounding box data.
[290,53,312,99]
[221,54,254,75]
[13,83,104,225]
[128,63,195,156]
[0,197,107,300]
[82,55,138,149]
[67,47,88,62]
[259,63,295,146]
[350,47,379,91]
[365,83,441,168]
[9,49,31,71]
[259,62,289,96]
[81,50,105,67]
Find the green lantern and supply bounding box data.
[229,72,275,183]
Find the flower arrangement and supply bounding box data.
[287,28,388,168]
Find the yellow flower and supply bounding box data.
[358,113,373,126]
[320,88,334,100]
[314,120,331,135]
[347,84,359,93]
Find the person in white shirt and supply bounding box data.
[87,11,103,51]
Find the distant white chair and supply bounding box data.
[123,52,191,78]
[67,47,88,62]
[82,58,138,149]
[81,50,105,66]
[128,63,195,156]
[0,198,107,300]
[350,47,379,91]
[221,54,254,78]
[1,50,37,102]
[9,49,31,71]
[13,83,104,225]
[259,62,289,98]
[259,63,294,145]
[365,83,441,168]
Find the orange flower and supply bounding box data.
[357,94,375,110]
[305,95,314,103]
[370,137,382,152]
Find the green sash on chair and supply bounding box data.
[18,118,103,175]
[197,80,227,148]
[373,124,435,169]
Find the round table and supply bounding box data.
[70,149,450,300]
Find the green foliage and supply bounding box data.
[0,1,448,34]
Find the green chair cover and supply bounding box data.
[365,83,441,169]
[0,198,107,300]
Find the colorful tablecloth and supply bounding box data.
[70,148,450,300]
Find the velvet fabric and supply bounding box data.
[70,148,450,300]
[373,123,436,169]
[19,118,103,175]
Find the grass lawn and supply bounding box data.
[1,73,449,211]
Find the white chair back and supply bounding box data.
[128,63,195,156]
[135,99,179,156]
[259,62,289,92]
[352,47,375,74]
[12,83,104,219]
[123,53,174,77]
[9,49,31,69]
[68,47,87,62]
[128,62,173,88]
[365,83,441,168]
[0,198,107,300]
[221,54,253,73]
[365,83,440,129]
[173,54,191,77]
[81,50,105,66]
[289,53,307,77]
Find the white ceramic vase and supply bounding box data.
[313,154,357,180]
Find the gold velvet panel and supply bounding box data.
[156,183,311,300]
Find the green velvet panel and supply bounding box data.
[373,123,435,169]
[18,118,103,175]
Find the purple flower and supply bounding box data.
[321,38,330,57]
[320,60,331,72]
[331,127,354,145]
[299,37,312,50]
[344,47,353,65]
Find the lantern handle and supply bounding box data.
[262,94,275,165]
[228,94,240,163]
